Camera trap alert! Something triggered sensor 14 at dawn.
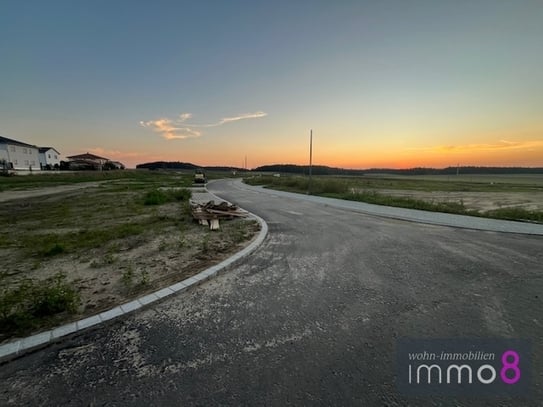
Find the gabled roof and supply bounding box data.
[39,147,61,154]
[0,135,38,149]
[66,152,108,161]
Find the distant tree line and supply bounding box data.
[136,161,244,172]
[136,161,198,170]
[136,161,543,175]
[254,164,365,175]
[253,164,543,176]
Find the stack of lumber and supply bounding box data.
[190,200,248,230]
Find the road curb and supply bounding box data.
[240,181,543,236]
[0,187,268,364]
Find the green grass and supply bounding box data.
[0,170,259,339]
[246,174,543,193]
[485,207,543,223]
[0,272,80,338]
[0,169,195,192]
[143,187,191,205]
[1,175,193,260]
[245,174,543,223]
[20,222,149,258]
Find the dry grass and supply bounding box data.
[0,172,259,341]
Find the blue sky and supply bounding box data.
[1,0,543,168]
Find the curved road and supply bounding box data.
[1,179,542,406]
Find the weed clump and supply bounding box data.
[484,207,543,223]
[144,189,168,205]
[43,243,65,257]
[144,188,192,205]
[0,273,80,338]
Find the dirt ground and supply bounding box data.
[367,189,543,212]
[0,182,106,203]
[0,183,259,342]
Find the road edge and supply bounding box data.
[239,180,543,236]
[0,187,268,364]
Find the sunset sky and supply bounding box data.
[1,1,542,169]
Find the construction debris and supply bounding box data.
[190,200,248,230]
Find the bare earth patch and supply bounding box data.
[0,183,259,342]
[365,189,543,212]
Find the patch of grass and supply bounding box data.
[144,189,169,205]
[119,264,149,291]
[143,188,192,205]
[245,174,543,193]
[0,170,195,192]
[20,222,148,258]
[138,270,149,286]
[121,264,134,288]
[104,252,117,265]
[0,272,80,337]
[244,175,543,223]
[43,242,65,257]
[338,190,478,217]
[170,188,192,201]
[484,207,543,223]
[201,234,210,253]
[158,239,167,251]
[229,221,254,243]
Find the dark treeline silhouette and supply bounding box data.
[136,161,543,175]
[254,164,543,176]
[136,161,244,172]
[254,164,365,175]
[137,161,197,170]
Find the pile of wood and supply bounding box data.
[190,200,248,230]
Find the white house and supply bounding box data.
[38,147,61,170]
[0,135,41,171]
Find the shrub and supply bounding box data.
[43,243,65,257]
[171,188,192,201]
[144,188,192,205]
[144,189,168,205]
[485,207,543,223]
[0,273,80,336]
[31,273,80,317]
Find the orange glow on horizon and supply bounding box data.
[81,132,543,169]
[111,149,543,170]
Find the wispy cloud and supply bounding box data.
[219,111,267,124]
[140,111,267,140]
[139,118,202,140]
[407,140,543,153]
[179,113,193,122]
[87,147,148,160]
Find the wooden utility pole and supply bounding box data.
[307,129,313,194]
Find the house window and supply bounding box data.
[48,154,51,159]
[54,155,58,159]
[23,148,27,154]
[31,160,36,166]
[14,159,18,165]
[10,146,16,152]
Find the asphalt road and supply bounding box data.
[1,179,542,406]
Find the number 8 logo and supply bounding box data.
[500,350,521,384]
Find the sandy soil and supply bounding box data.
[0,185,259,342]
[369,189,543,212]
[0,182,106,202]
